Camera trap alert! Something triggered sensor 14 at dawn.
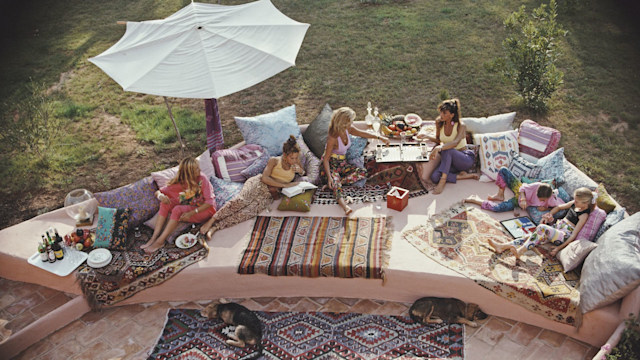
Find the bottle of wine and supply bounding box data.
[47,238,56,263]
[52,237,64,261]
[54,228,63,243]
[39,236,48,262]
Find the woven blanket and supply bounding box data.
[402,203,580,326]
[76,228,208,308]
[148,309,464,360]
[312,184,429,205]
[238,216,390,279]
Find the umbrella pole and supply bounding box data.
[163,96,186,157]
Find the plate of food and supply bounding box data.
[176,233,198,249]
[404,113,423,127]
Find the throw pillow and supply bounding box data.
[94,206,130,250]
[462,112,517,134]
[557,239,598,273]
[277,189,316,212]
[580,212,640,313]
[474,130,519,181]
[594,207,626,241]
[94,176,159,228]
[302,103,332,158]
[561,158,598,198]
[195,148,216,180]
[240,151,270,180]
[527,147,566,186]
[209,176,244,210]
[211,144,265,182]
[518,119,561,160]
[235,105,301,156]
[465,144,481,174]
[296,137,322,185]
[596,183,617,213]
[151,155,218,188]
[575,206,607,242]
[346,135,368,164]
[508,151,537,179]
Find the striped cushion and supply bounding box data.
[211,144,265,182]
[575,206,607,242]
[518,120,561,160]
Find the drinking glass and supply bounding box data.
[372,119,381,143]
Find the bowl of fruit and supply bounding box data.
[380,114,421,139]
[64,229,95,251]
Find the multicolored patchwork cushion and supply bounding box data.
[296,137,322,185]
[277,189,316,212]
[474,130,519,181]
[94,207,130,250]
[518,119,561,160]
[211,144,266,182]
[94,176,159,228]
[209,176,243,210]
[235,105,301,156]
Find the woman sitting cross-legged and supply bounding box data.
[488,187,594,260]
[464,167,564,216]
[199,135,304,240]
[423,99,479,194]
[141,157,216,253]
[321,106,389,215]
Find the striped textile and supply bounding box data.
[518,119,561,160]
[238,216,390,279]
[205,98,224,152]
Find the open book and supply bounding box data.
[281,181,317,198]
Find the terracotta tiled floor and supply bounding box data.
[1,278,599,360]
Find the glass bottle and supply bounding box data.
[52,238,64,260]
[365,102,374,126]
[47,238,56,263]
[39,237,48,262]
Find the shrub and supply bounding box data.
[607,313,640,360]
[499,0,567,112]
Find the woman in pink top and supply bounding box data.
[321,107,389,215]
[141,157,216,253]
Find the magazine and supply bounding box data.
[281,181,317,198]
[500,216,537,239]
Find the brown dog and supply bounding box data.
[409,297,487,327]
[201,299,262,348]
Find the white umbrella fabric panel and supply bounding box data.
[89,0,309,99]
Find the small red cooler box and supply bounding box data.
[386,186,409,211]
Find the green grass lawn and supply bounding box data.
[1,0,639,224]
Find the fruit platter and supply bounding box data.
[64,228,95,251]
[379,113,423,139]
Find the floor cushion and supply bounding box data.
[595,183,617,213]
[518,119,561,162]
[594,207,626,241]
[277,189,316,212]
[575,206,607,242]
[302,103,332,159]
[94,176,159,228]
[94,207,130,250]
[462,111,516,134]
[526,148,566,186]
[296,137,322,185]
[474,130,519,182]
[235,105,301,156]
[557,239,598,273]
[240,151,270,181]
[211,144,265,182]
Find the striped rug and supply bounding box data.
[238,216,390,279]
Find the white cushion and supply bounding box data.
[462,112,516,134]
[557,239,598,273]
[473,130,519,182]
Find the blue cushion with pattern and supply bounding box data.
[94,207,130,250]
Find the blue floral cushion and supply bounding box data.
[346,135,368,164]
[209,176,243,210]
[94,176,159,228]
[595,207,626,242]
[235,105,301,156]
[94,207,130,250]
[240,151,270,180]
[527,147,566,185]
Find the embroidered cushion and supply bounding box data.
[240,151,270,180]
[211,144,265,182]
[94,207,130,250]
[594,207,626,241]
[94,176,159,228]
[596,183,617,213]
[474,130,519,182]
[462,112,516,134]
[575,206,607,242]
[296,137,322,185]
[508,151,537,179]
[302,103,332,158]
[580,212,640,313]
[527,148,566,186]
[209,176,243,210]
[557,239,598,273]
[277,189,316,212]
[235,105,301,156]
[518,119,561,160]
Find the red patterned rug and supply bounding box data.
[148,309,464,359]
[402,203,579,326]
[238,216,391,279]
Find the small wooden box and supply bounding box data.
[386,186,409,211]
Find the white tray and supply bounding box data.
[27,249,89,277]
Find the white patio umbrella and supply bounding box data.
[89,0,309,151]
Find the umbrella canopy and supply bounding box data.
[89,0,309,99]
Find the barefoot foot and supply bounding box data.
[143,241,164,254]
[488,238,508,254]
[140,237,157,250]
[458,171,480,180]
[508,245,522,260]
[433,181,446,195]
[344,206,353,216]
[487,193,504,202]
[464,196,483,206]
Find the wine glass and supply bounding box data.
[372,118,381,143]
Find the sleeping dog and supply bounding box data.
[409,297,487,327]
[201,300,262,349]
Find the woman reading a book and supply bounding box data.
[199,136,303,240]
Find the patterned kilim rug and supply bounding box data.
[148,309,464,360]
[238,216,390,279]
[312,184,429,205]
[402,203,580,326]
[76,228,208,308]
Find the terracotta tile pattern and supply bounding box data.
[0,277,600,360]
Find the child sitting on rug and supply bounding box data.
[488,187,594,260]
[464,167,564,216]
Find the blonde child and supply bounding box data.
[488,187,595,260]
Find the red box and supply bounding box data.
[386,186,409,211]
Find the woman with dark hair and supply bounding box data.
[200,135,304,239]
[425,99,478,194]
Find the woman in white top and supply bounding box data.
[426,99,478,194]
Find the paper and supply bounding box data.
[281,181,317,198]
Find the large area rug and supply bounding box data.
[148,309,464,360]
[238,216,390,280]
[76,228,208,308]
[402,203,580,326]
[312,184,429,205]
